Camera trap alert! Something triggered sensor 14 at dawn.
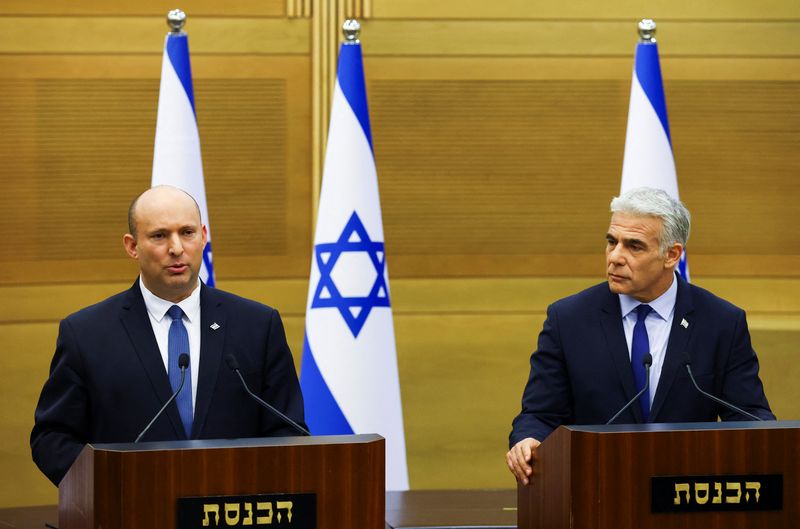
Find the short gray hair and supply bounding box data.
[610,187,691,255]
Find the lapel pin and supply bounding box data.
[210,322,221,331]
[680,318,689,329]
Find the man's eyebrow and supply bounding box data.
[606,233,647,246]
[622,236,646,246]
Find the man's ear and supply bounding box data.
[664,243,683,269]
[123,234,138,259]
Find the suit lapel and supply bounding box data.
[192,284,227,437]
[650,274,695,420]
[119,281,186,439]
[599,289,643,422]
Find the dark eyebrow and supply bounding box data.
[606,233,647,247]
[622,236,647,247]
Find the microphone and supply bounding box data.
[135,353,190,443]
[606,353,653,425]
[680,353,763,421]
[225,354,310,436]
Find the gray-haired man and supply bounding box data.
[506,187,774,484]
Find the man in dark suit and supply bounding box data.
[31,186,306,486]
[506,187,774,485]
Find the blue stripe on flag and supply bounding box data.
[678,250,689,279]
[202,242,215,287]
[166,33,196,115]
[299,334,354,434]
[634,42,671,145]
[336,44,373,152]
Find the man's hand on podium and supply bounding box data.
[506,437,541,485]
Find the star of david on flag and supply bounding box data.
[300,22,409,490]
[620,19,689,280]
[151,13,216,286]
[311,212,390,338]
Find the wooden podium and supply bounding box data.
[518,421,800,529]
[58,434,384,529]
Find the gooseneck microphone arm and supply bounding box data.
[681,353,763,422]
[135,353,190,443]
[225,354,310,436]
[606,353,653,425]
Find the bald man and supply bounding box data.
[31,186,306,486]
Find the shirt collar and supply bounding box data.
[619,272,678,321]
[139,277,202,324]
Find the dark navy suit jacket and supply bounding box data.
[31,282,306,485]
[510,274,774,446]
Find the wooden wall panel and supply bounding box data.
[367,56,800,82]
[752,330,800,421]
[0,323,61,508]
[372,0,800,20]
[0,54,310,285]
[0,0,286,17]
[368,74,800,277]
[372,77,624,260]
[0,17,309,54]
[0,78,155,263]
[671,80,800,255]
[201,78,290,257]
[359,20,800,57]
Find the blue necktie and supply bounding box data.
[631,304,652,422]
[167,305,193,437]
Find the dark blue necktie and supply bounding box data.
[631,304,652,422]
[168,305,193,437]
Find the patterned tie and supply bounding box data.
[631,304,652,422]
[167,305,193,437]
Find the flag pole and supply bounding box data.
[620,18,690,279]
[300,18,409,490]
[152,8,217,286]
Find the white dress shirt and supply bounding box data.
[619,273,678,410]
[139,277,201,411]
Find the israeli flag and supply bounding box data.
[300,37,409,490]
[151,28,216,286]
[620,27,689,279]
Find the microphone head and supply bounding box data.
[225,353,240,371]
[178,353,190,369]
[680,352,692,367]
[642,353,653,367]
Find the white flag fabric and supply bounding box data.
[299,40,409,490]
[151,30,216,286]
[620,35,689,279]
